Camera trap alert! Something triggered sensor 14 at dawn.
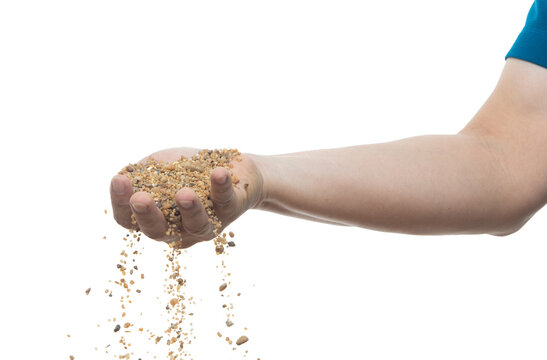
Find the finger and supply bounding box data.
[210,167,236,218]
[175,188,214,238]
[129,191,170,240]
[110,175,135,229]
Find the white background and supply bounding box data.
[0,0,545,359]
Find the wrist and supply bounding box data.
[244,153,275,210]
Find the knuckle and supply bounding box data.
[212,196,232,208]
[114,199,129,208]
[187,206,204,217]
[186,221,212,237]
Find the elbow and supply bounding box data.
[489,219,529,237]
[459,129,546,238]
[490,210,542,237]
[487,197,543,237]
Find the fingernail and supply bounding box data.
[217,174,228,184]
[131,202,147,214]
[112,178,125,195]
[179,200,193,209]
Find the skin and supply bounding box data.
[110,148,263,248]
[111,58,547,245]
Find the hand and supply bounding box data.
[110,147,264,248]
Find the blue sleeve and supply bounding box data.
[506,0,547,68]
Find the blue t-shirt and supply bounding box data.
[506,0,547,68]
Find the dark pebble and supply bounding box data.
[228,241,236,247]
[114,324,121,332]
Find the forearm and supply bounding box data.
[251,134,519,235]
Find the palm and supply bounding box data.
[111,147,263,248]
[145,147,262,219]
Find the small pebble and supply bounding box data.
[236,336,249,346]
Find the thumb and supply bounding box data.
[210,167,236,218]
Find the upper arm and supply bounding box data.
[460,58,547,234]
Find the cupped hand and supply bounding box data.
[110,147,263,248]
